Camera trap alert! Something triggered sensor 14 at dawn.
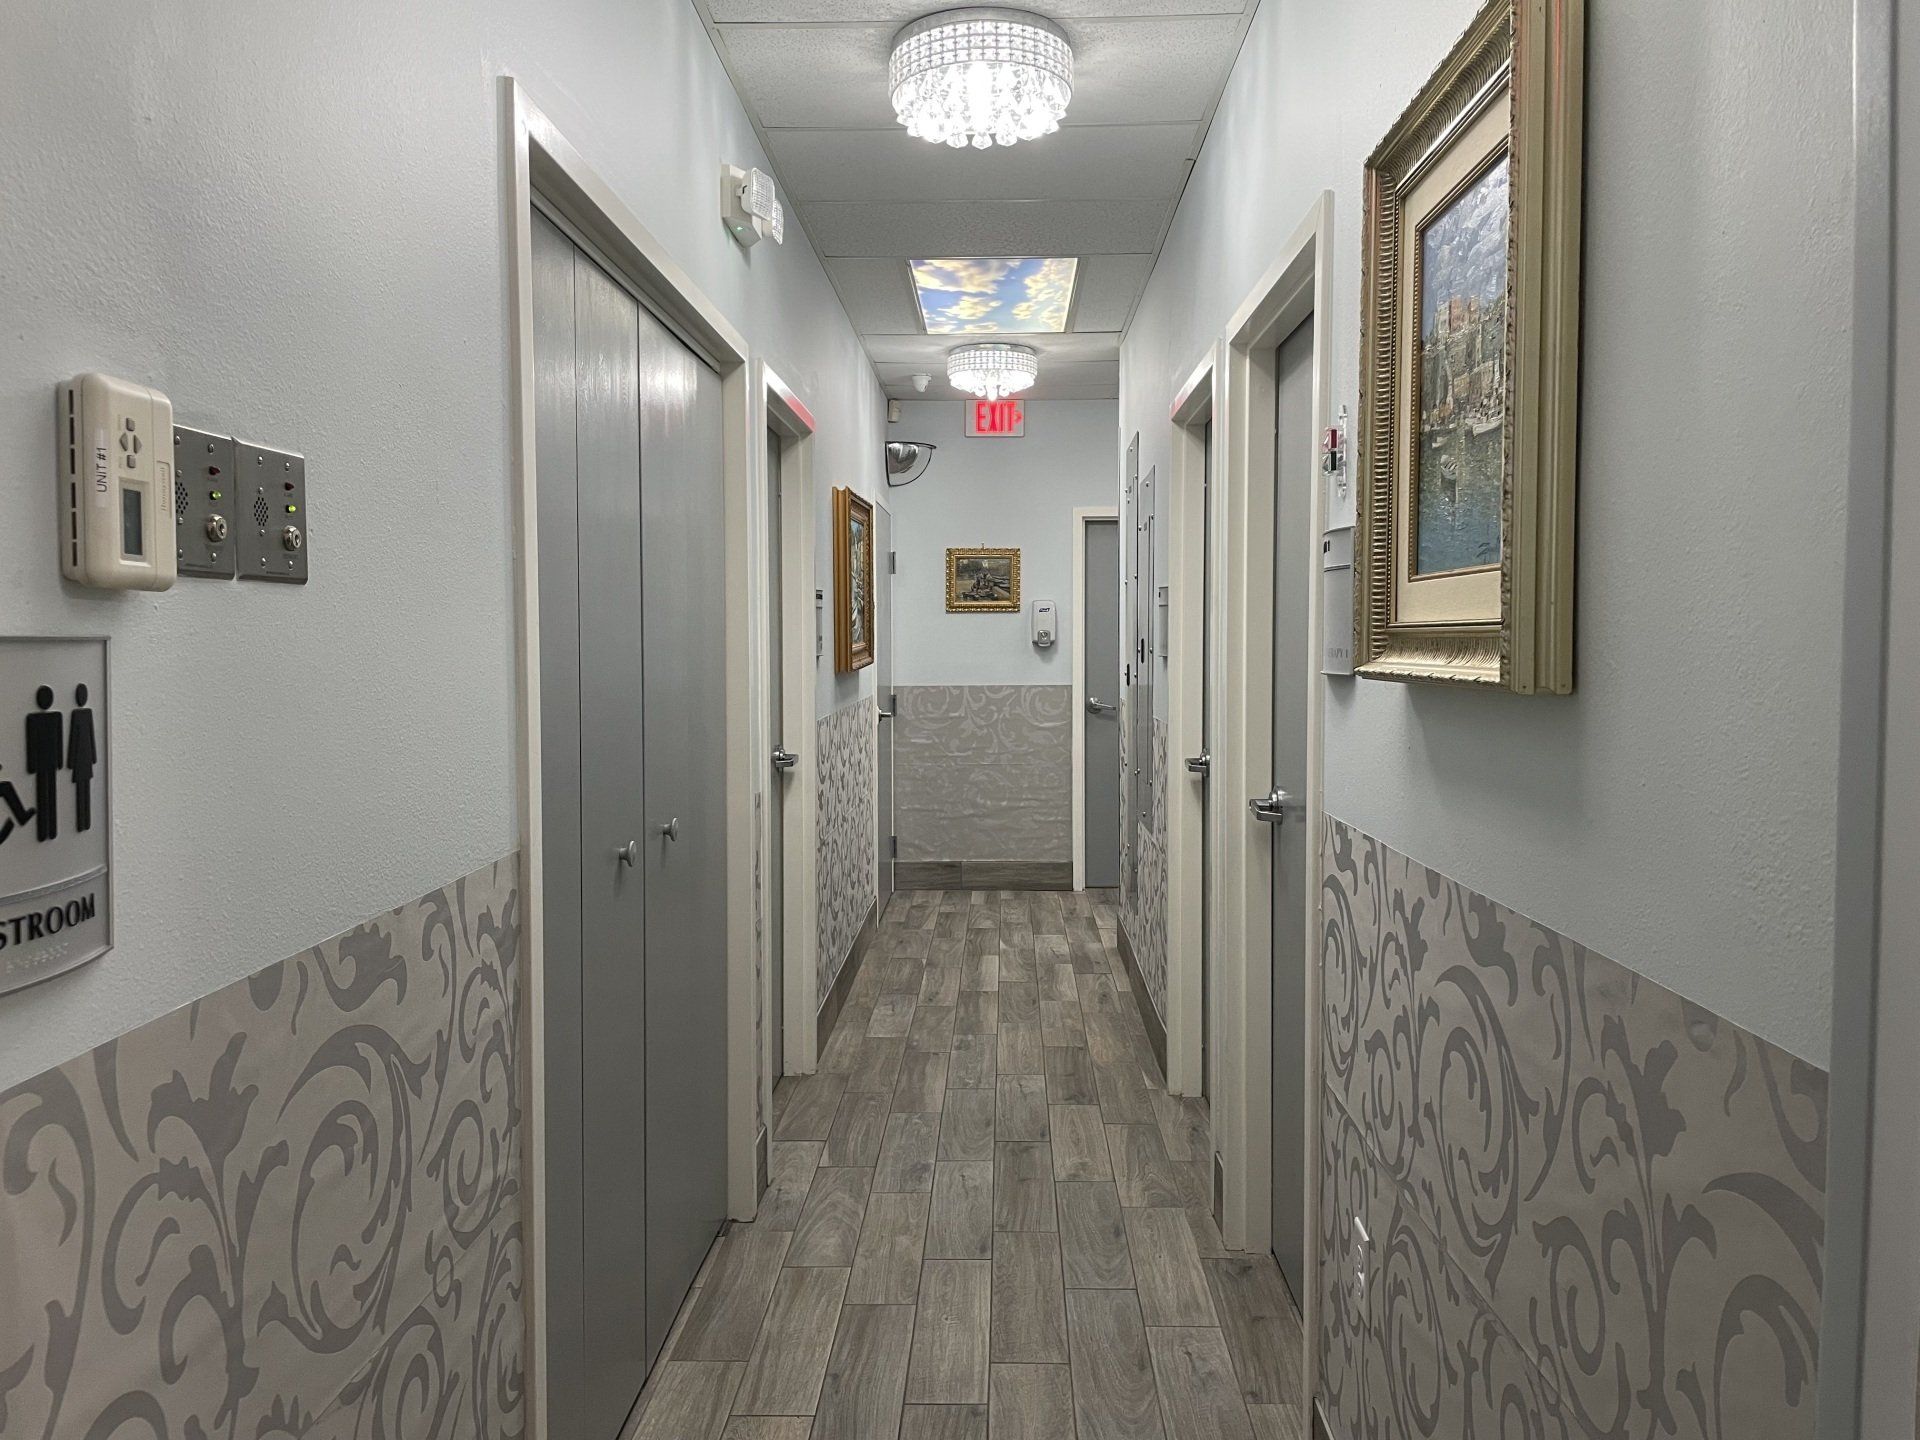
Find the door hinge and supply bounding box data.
[889,835,898,859]
[888,550,897,574]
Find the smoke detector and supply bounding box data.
[723,164,785,248]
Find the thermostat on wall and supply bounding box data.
[59,374,176,591]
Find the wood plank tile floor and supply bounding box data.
[626,889,1308,1440]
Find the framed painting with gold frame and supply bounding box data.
[1354,0,1585,693]
[833,486,875,672]
[945,547,1021,613]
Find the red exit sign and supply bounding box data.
[966,399,1025,437]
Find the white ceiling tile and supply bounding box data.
[1072,253,1156,331]
[710,1,1245,21]
[865,332,1121,364]
[802,198,1168,256]
[718,16,1245,129]
[822,256,923,332]
[765,125,1195,204]
[716,24,897,129]
[1063,16,1248,126]
[877,360,1120,401]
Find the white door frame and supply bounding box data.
[1071,505,1121,891]
[1165,351,1223,1100]
[1213,191,1334,1396]
[504,77,760,1440]
[764,364,821,1090]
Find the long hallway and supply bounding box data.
[629,888,1304,1439]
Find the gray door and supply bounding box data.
[532,210,728,1439]
[1267,317,1315,1304]
[532,212,603,1440]
[637,295,729,1358]
[875,502,895,912]
[1083,518,1122,888]
[768,431,786,1080]
[1129,462,1156,889]
[1199,426,1213,1101]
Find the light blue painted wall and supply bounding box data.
[0,0,883,1087]
[1122,0,1852,1063]
[887,398,1119,689]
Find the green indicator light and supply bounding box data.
[210,490,223,499]
[286,504,299,514]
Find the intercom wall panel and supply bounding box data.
[171,426,239,579]
[234,440,308,583]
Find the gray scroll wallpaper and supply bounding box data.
[0,856,525,1440]
[892,685,1071,863]
[816,699,876,1003]
[1318,816,1828,1440]
[1119,716,1168,1024]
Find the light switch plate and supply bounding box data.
[234,440,308,584]
[171,426,238,579]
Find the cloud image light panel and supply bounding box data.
[913,256,1079,333]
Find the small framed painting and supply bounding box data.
[946,547,1021,613]
[1354,0,1585,693]
[833,486,875,672]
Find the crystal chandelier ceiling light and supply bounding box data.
[889,8,1073,149]
[947,342,1039,399]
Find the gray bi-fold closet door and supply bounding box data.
[532,210,730,1440]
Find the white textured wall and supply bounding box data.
[887,399,1119,687]
[0,0,883,1088]
[1122,0,1852,1063]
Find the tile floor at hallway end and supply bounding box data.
[623,888,1309,1440]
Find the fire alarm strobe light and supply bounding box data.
[723,164,785,248]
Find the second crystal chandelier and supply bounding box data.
[889,8,1074,150]
[947,342,1039,400]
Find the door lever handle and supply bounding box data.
[772,748,799,772]
[1185,753,1210,776]
[1086,697,1118,715]
[1248,787,1294,823]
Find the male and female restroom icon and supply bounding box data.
[0,685,97,847]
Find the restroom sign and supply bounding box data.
[0,638,111,995]
[966,399,1024,437]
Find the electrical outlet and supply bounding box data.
[1351,1215,1371,1307]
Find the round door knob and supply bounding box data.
[617,839,640,867]
[660,817,680,843]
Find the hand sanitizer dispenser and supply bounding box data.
[1031,599,1057,648]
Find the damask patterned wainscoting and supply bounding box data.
[893,685,1071,865]
[816,699,876,1004]
[1318,817,1828,1440]
[1118,717,1168,1023]
[0,857,525,1440]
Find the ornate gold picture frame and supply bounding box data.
[833,486,875,672]
[1354,0,1585,693]
[945,547,1021,613]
